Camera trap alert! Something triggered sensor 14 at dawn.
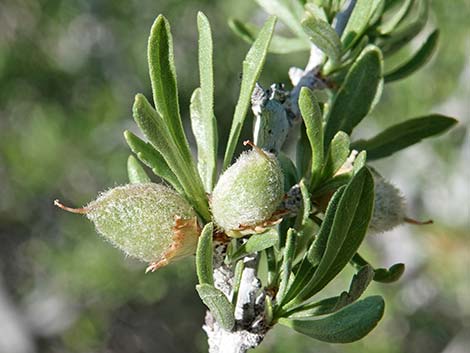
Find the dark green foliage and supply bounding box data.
[279,296,385,343]
[351,114,457,160]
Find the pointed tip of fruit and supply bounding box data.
[54,199,88,214]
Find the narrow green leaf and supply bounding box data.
[353,150,367,174]
[127,155,151,184]
[324,45,383,146]
[255,0,305,38]
[277,228,297,303]
[124,130,183,193]
[196,284,235,330]
[132,94,210,220]
[350,253,405,283]
[196,223,214,285]
[228,19,310,54]
[299,87,323,188]
[193,12,218,192]
[369,0,386,27]
[278,152,300,192]
[302,15,342,66]
[223,16,277,169]
[296,123,312,178]
[289,297,339,317]
[378,0,414,34]
[379,0,429,56]
[351,114,457,160]
[307,187,346,267]
[230,229,279,261]
[299,180,312,229]
[322,131,350,180]
[289,265,374,317]
[190,88,217,193]
[148,16,194,168]
[245,229,279,252]
[290,168,374,306]
[304,3,328,22]
[280,187,345,307]
[384,29,439,83]
[231,260,245,304]
[334,35,369,73]
[333,265,375,310]
[374,263,405,283]
[266,246,278,287]
[312,173,350,197]
[277,257,316,310]
[341,0,380,50]
[279,296,385,343]
[265,295,274,325]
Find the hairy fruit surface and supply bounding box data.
[85,183,199,270]
[211,148,284,237]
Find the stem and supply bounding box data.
[203,29,330,353]
[203,244,268,353]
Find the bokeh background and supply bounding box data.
[0,0,468,352]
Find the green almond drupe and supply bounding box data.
[56,183,199,271]
[211,145,284,237]
[369,172,406,234]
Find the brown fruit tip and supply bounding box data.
[243,140,269,160]
[404,217,434,225]
[54,199,88,214]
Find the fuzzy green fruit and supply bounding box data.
[56,183,199,271]
[369,172,406,234]
[211,147,284,237]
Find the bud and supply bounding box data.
[369,172,406,234]
[211,142,284,237]
[55,183,199,272]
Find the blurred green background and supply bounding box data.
[0,0,468,352]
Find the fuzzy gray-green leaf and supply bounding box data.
[351,114,457,160]
[278,152,299,192]
[379,0,429,56]
[341,0,380,49]
[190,88,217,193]
[377,0,414,34]
[228,19,310,54]
[289,265,374,318]
[148,16,193,168]
[384,29,439,83]
[279,187,345,307]
[231,229,278,261]
[132,94,210,221]
[289,168,374,305]
[124,130,183,193]
[277,228,297,303]
[334,265,375,310]
[302,15,342,67]
[279,296,385,343]
[196,223,214,286]
[307,186,346,268]
[255,0,305,38]
[296,124,312,179]
[324,45,383,146]
[373,263,406,283]
[299,87,323,188]
[350,253,405,283]
[196,284,235,330]
[193,12,218,192]
[223,16,277,169]
[322,131,350,180]
[127,155,151,184]
[353,150,367,174]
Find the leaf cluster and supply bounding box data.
[122,0,457,346]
